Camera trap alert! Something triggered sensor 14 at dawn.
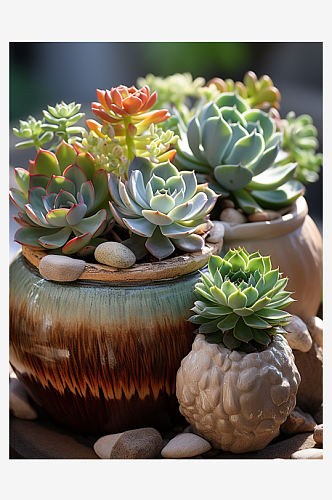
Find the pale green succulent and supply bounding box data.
[189,248,294,353]
[108,157,218,260]
[42,101,86,145]
[174,92,304,213]
[10,142,112,255]
[137,72,205,110]
[280,111,322,184]
[12,115,54,151]
[12,101,86,153]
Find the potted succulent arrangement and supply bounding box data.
[139,71,323,321]
[9,69,321,440]
[176,248,301,453]
[9,84,222,435]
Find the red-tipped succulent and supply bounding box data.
[10,142,113,255]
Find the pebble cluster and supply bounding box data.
[218,199,286,225]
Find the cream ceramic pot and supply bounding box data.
[219,196,322,321]
[176,334,301,454]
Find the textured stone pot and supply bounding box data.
[176,334,301,454]
[219,196,322,321]
[9,241,222,436]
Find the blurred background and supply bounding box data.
[9,41,323,261]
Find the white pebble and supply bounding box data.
[93,433,123,459]
[94,242,136,268]
[206,221,225,243]
[284,315,313,352]
[161,433,211,458]
[9,378,38,420]
[219,208,247,225]
[306,316,323,348]
[291,448,323,459]
[39,255,86,282]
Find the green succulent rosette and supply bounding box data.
[108,157,218,260]
[10,142,112,255]
[174,91,304,214]
[280,111,323,184]
[189,248,294,353]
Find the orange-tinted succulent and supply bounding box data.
[91,84,170,126]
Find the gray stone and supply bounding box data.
[109,427,163,459]
[284,315,312,352]
[9,378,38,420]
[280,406,316,435]
[95,242,136,268]
[161,433,211,458]
[313,424,323,444]
[306,316,323,348]
[206,221,225,243]
[219,208,248,225]
[291,448,323,459]
[39,254,86,282]
[293,340,323,415]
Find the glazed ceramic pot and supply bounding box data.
[176,334,301,454]
[9,241,222,436]
[219,196,322,321]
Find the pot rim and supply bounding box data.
[221,195,308,243]
[21,239,223,282]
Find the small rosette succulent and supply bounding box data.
[174,92,304,213]
[280,111,323,184]
[108,157,218,260]
[189,248,294,353]
[10,142,111,255]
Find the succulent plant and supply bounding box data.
[137,73,205,110]
[108,156,218,260]
[41,101,86,145]
[10,141,112,255]
[12,115,54,151]
[85,84,177,179]
[13,102,86,153]
[279,111,323,184]
[189,248,294,353]
[203,71,281,111]
[174,91,304,213]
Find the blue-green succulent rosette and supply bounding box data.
[108,157,219,260]
[173,92,305,214]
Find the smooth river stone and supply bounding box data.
[39,255,86,282]
[284,315,312,352]
[219,208,247,225]
[161,433,211,458]
[94,242,136,268]
[94,428,163,459]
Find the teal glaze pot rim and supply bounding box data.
[20,240,223,284]
[18,250,210,289]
